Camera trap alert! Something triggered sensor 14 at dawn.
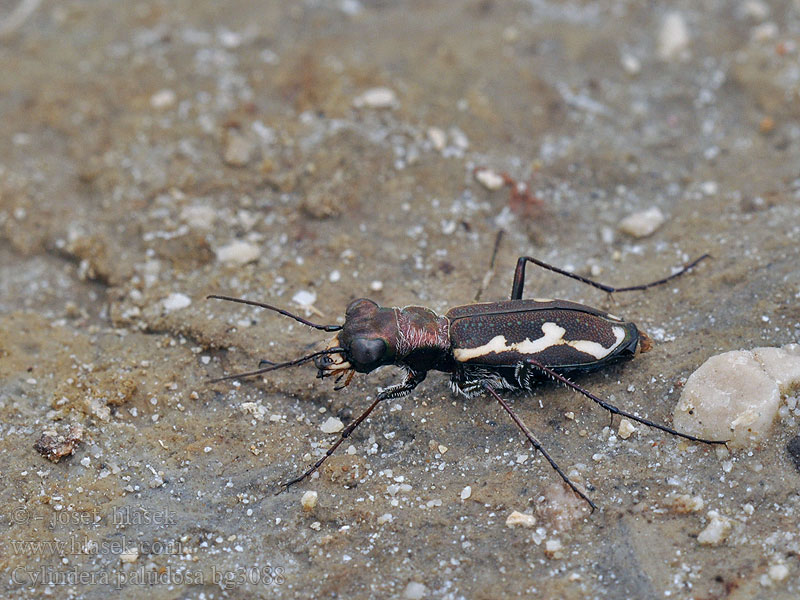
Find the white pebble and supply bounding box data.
[673,344,800,448]
[377,513,393,525]
[150,89,176,109]
[697,510,732,546]
[617,418,636,439]
[403,582,428,600]
[216,240,260,266]
[321,416,344,434]
[369,280,383,292]
[474,168,505,191]
[120,547,139,563]
[618,207,666,238]
[292,289,317,307]
[223,132,255,167]
[163,292,192,313]
[301,490,318,511]
[658,12,690,62]
[505,510,536,528]
[329,270,341,283]
[353,87,397,109]
[427,127,447,151]
[544,539,564,559]
[768,563,789,582]
[620,53,641,75]
[460,486,472,500]
[180,205,217,230]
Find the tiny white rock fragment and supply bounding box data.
[544,539,564,559]
[150,89,176,109]
[474,168,505,191]
[377,513,393,525]
[120,547,139,563]
[216,240,260,265]
[180,205,217,230]
[618,207,666,238]
[617,418,636,439]
[310,521,321,531]
[223,132,255,167]
[460,486,472,500]
[673,344,800,448]
[301,490,318,511]
[670,494,704,513]
[697,510,732,546]
[620,53,641,75]
[768,563,789,582]
[163,292,192,313]
[370,280,384,292]
[658,12,690,62]
[292,289,317,307]
[427,127,447,151]
[321,416,344,434]
[403,582,428,600]
[353,87,397,109]
[505,510,536,528]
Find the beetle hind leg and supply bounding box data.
[482,383,596,511]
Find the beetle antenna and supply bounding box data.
[207,294,343,332]
[210,347,345,383]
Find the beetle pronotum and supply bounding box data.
[208,253,725,510]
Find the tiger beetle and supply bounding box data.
[208,252,726,510]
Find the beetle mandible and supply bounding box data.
[208,253,725,510]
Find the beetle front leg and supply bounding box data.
[510,254,710,300]
[278,370,426,491]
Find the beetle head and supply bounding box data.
[315,298,398,379]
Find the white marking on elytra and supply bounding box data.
[453,322,626,362]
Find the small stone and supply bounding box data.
[353,87,397,109]
[670,494,704,513]
[321,417,344,434]
[697,510,732,546]
[620,53,641,75]
[301,490,318,511]
[403,581,428,600]
[216,240,260,266]
[150,89,176,109]
[658,12,690,62]
[310,521,321,531]
[505,510,536,528]
[223,132,255,167]
[120,547,139,563]
[427,127,447,151]
[544,539,564,559]
[33,425,84,463]
[370,280,384,292]
[377,513,393,525]
[163,293,191,313]
[673,345,800,448]
[460,486,472,500]
[292,289,317,307]
[618,207,666,238]
[617,418,636,439]
[474,168,505,191]
[180,205,217,230]
[768,563,789,582]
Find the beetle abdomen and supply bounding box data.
[446,300,639,370]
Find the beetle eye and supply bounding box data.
[349,337,386,366]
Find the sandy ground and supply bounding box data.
[1,1,800,598]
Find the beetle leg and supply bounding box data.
[278,371,425,492]
[523,357,729,446]
[474,230,505,302]
[483,383,596,511]
[510,254,710,300]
